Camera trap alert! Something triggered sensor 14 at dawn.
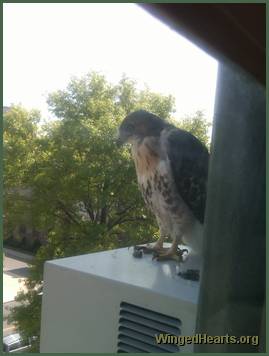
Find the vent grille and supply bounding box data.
[118,302,181,353]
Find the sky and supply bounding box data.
[3,3,218,122]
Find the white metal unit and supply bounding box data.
[40,246,201,353]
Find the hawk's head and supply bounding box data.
[117,110,166,146]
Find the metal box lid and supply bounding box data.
[46,244,201,303]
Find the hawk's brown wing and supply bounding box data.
[166,127,209,224]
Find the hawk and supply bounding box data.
[117,110,209,262]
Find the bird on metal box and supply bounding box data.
[117,110,209,262]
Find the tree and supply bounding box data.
[4,106,42,250]
[175,110,211,148]
[27,73,176,265]
[6,72,210,351]
[6,73,175,351]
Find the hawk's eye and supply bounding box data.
[125,122,134,130]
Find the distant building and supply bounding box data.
[3,106,11,113]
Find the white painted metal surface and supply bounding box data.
[40,245,201,353]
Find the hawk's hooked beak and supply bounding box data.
[116,130,129,147]
[116,136,124,147]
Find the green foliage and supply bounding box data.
[4,72,210,351]
[4,106,41,240]
[7,287,42,353]
[174,110,211,148]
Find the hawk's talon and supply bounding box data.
[133,243,164,255]
[152,247,188,262]
[132,248,143,258]
[133,245,189,262]
[152,251,160,260]
[133,245,155,254]
[176,248,188,258]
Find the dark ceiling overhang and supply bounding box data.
[140,4,265,86]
